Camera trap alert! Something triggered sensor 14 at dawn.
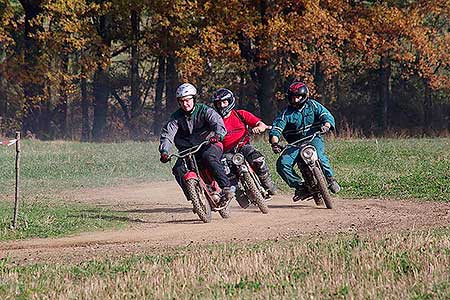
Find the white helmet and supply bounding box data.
[176,83,197,98]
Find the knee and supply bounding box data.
[172,165,183,178]
[276,157,290,174]
[251,155,265,167]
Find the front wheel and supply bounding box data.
[185,179,212,223]
[219,202,231,219]
[312,166,333,209]
[242,172,269,214]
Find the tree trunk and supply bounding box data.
[255,64,277,122]
[56,55,68,139]
[92,14,112,141]
[237,0,277,122]
[130,9,140,118]
[379,54,391,131]
[81,76,90,142]
[423,81,433,135]
[92,65,109,141]
[153,56,166,135]
[19,0,46,137]
[314,61,329,105]
[165,55,178,115]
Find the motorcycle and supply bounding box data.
[280,130,334,209]
[169,140,231,223]
[221,133,270,214]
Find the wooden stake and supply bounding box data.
[12,131,21,229]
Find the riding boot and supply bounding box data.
[217,186,235,209]
[293,184,312,202]
[326,176,341,193]
[259,174,277,195]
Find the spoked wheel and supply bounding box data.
[242,172,269,214]
[312,166,333,209]
[185,179,212,223]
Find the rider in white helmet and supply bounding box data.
[159,82,235,208]
[175,83,197,114]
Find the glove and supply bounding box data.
[321,124,331,133]
[209,135,221,144]
[160,152,170,163]
[271,143,283,154]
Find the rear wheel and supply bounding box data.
[242,172,269,214]
[312,166,333,209]
[219,202,231,218]
[185,179,212,223]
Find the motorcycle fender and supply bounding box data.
[183,171,198,181]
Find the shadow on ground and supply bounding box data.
[122,207,193,214]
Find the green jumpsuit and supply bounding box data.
[269,99,336,189]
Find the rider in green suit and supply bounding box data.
[269,81,341,201]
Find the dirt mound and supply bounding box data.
[1,181,449,265]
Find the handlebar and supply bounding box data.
[168,140,210,160]
[286,131,322,147]
[279,130,327,154]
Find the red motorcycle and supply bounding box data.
[169,141,231,223]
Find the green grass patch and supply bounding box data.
[0,140,171,195]
[0,138,448,201]
[327,138,450,201]
[0,198,127,241]
[2,229,450,299]
[258,137,450,201]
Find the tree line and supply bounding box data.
[0,0,449,141]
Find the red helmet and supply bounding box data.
[287,82,309,107]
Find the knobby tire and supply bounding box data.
[312,166,333,209]
[242,172,269,214]
[186,179,212,223]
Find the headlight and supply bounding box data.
[301,146,317,163]
[232,153,245,165]
[302,148,314,159]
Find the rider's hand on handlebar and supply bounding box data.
[252,123,269,134]
[209,135,221,144]
[271,142,283,154]
[160,152,170,163]
[321,123,331,133]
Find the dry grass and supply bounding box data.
[2,229,450,299]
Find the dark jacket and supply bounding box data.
[159,103,227,153]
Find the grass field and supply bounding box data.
[1,229,450,299]
[0,137,449,299]
[0,138,448,199]
[0,199,127,241]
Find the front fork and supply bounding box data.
[238,163,268,199]
[300,160,321,192]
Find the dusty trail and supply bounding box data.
[1,181,449,264]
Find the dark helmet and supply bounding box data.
[287,81,309,107]
[211,88,236,117]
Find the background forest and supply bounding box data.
[0,0,449,141]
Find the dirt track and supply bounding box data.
[1,181,449,265]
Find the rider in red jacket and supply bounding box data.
[211,88,277,195]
